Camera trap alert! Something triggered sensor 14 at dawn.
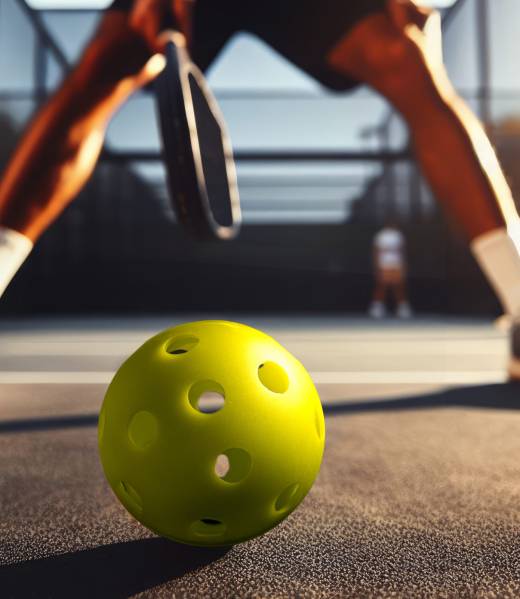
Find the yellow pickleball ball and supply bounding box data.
[98,320,325,546]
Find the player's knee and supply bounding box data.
[331,11,438,98]
[363,35,432,100]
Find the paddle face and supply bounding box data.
[155,39,241,240]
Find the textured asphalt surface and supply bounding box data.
[1,317,520,598]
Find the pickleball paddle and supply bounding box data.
[155,33,241,241]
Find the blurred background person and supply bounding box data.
[369,220,412,319]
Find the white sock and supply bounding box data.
[0,226,33,298]
[471,227,520,316]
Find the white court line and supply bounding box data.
[0,371,507,385]
[0,341,507,356]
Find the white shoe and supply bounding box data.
[369,301,386,319]
[397,302,413,319]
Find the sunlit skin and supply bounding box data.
[0,0,177,241]
[0,0,517,244]
[328,0,516,240]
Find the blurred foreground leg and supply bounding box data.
[328,0,520,374]
[0,4,169,297]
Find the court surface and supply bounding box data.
[1,315,520,598]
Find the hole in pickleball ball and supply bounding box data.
[191,518,226,537]
[258,361,289,394]
[215,454,230,478]
[166,335,199,355]
[215,448,252,483]
[275,482,300,512]
[197,392,225,413]
[119,481,143,514]
[189,381,225,414]
[128,411,158,449]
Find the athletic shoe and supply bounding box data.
[368,301,386,319]
[396,302,413,319]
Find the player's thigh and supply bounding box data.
[381,269,403,286]
[326,7,441,99]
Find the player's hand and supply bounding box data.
[63,0,197,113]
[129,0,193,53]
[128,0,173,54]
[171,0,194,47]
[82,0,178,92]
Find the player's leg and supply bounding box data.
[0,0,174,298]
[369,271,388,318]
[392,275,412,318]
[328,1,512,240]
[327,0,520,371]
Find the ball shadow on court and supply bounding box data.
[0,537,231,598]
[325,383,520,415]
